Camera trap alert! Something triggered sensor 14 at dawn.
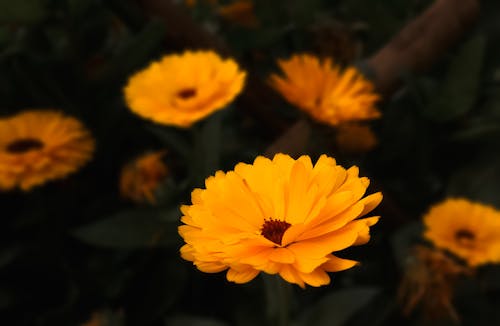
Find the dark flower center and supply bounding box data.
[455,229,475,246]
[6,138,44,153]
[177,88,197,99]
[261,218,291,246]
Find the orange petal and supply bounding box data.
[358,192,383,216]
[321,254,358,272]
[226,266,260,283]
[268,247,295,264]
[297,268,331,287]
[279,265,305,288]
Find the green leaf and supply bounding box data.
[446,154,500,207]
[0,0,46,24]
[423,34,486,121]
[164,315,229,326]
[72,209,180,249]
[292,287,380,326]
[189,109,225,186]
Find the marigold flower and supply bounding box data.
[124,50,246,128]
[0,110,94,191]
[423,198,500,267]
[335,122,377,154]
[119,151,168,204]
[269,54,380,126]
[179,153,382,288]
[398,245,471,322]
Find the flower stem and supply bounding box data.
[263,274,292,326]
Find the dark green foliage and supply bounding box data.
[1,1,500,325]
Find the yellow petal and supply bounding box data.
[297,268,331,287]
[268,247,295,264]
[321,255,358,272]
[226,266,260,283]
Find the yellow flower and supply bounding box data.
[119,151,168,204]
[179,153,382,288]
[335,122,377,154]
[0,110,94,191]
[124,50,246,128]
[269,54,380,126]
[218,0,259,28]
[423,198,500,267]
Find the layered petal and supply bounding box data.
[269,54,380,126]
[124,50,246,127]
[178,153,382,287]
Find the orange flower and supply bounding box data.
[423,198,500,267]
[124,50,246,128]
[179,153,382,287]
[119,151,168,204]
[269,54,380,126]
[0,110,94,191]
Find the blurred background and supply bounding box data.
[1,0,500,325]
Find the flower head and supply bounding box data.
[119,150,168,204]
[0,110,94,191]
[269,54,380,126]
[423,198,500,267]
[179,153,382,287]
[124,50,246,128]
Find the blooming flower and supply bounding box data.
[124,50,246,128]
[0,110,94,191]
[179,153,382,287]
[423,198,500,267]
[269,54,380,126]
[119,151,168,204]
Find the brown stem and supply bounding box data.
[366,0,480,95]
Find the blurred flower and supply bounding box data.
[269,54,380,126]
[218,0,259,28]
[0,110,94,191]
[124,50,246,128]
[335,122,377,154]
[179,153,382,288]
[398,245,472,322]
[119,151,168,204]
[423,198,500,267]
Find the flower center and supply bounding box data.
[455,229,475,246]
[6,138,44,153]
[260,218,291,246]
[177,88,197,99]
